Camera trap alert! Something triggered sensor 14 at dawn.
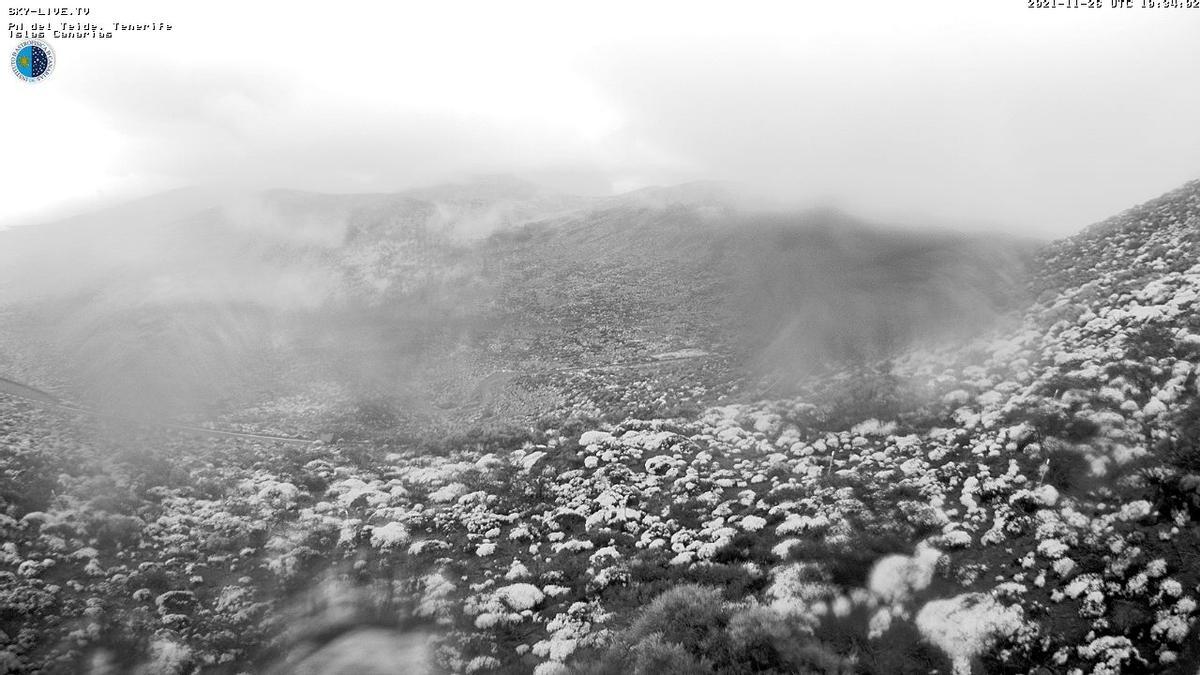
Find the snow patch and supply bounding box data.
[915,593,1023,675]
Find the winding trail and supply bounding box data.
[0,376,59,405]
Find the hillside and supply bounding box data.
[1,180,1197,673]
[0,180,1031,435]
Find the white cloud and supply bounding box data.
[2,0,1199,234]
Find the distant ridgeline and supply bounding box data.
[0,180,1033,429]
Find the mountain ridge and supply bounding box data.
[0,179,1035,426]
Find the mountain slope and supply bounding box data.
[0,180,1031,429]
[0,180,1198,672]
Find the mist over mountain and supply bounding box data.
[2,175,1200,673]
[4,0,1200,670]
[0,178,1032,425]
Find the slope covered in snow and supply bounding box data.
[0,180,1198,673]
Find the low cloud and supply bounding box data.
[3,0,1199,236]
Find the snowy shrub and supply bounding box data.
[915,593,1024,675]
[369,522,410,549]
[494,583,545,612]
[140,638,194,675]
[868,545,943,605]
[788,532,916,588]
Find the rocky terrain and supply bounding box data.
[1,179,1199,673]
[0,178,1029,430]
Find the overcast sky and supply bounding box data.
[3,0,1199,236]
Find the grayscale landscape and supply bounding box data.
[2,2,1200,674]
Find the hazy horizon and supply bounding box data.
[3,0,1199,237]
[4,6,1200,673]
[0,175,1055,240]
